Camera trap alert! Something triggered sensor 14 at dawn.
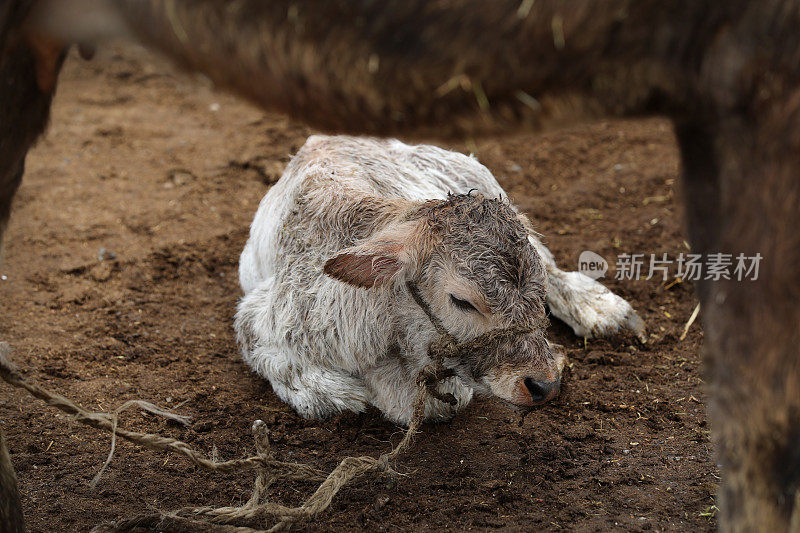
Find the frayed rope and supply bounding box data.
[0,342,433,532]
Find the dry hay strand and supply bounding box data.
[680,302,701,341]
[0,343,432,532]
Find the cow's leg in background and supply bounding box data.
[0,4,66,531]
[0,3,65,258]
[0,425,24,533]
[677,105,800,530]
[0,164,23,264]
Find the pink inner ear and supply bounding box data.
[324,253,402,288]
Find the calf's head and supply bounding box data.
[324,193,565,408]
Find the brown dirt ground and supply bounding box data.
[0,44,716,532]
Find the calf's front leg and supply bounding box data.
[364,357,473,425]
[235,282,371,420]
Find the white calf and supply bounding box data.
[235,135,644,424]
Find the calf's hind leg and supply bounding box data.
[257,351,371,420]
[528,236,646,342]
[234,284,370,420]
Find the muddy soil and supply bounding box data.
[0,44,715,532]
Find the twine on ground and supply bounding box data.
[0,343,429,532]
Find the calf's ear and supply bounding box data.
[324,221,422,289]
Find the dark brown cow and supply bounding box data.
[2,1,799,531]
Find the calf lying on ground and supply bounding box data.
[235,135,644,423]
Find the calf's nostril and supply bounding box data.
[524,377,558,402]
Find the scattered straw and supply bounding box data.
[0,343,435,532]
[472,79,490,111]
[680,303,701,340]
[516,0,536,19]
[515,90,542,112]
[164,0,190,44]
[551,14,565,50]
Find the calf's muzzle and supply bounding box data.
[524,377,560,404]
